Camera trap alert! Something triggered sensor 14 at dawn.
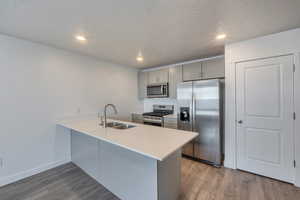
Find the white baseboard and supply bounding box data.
[0,158,71,187]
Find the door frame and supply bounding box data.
[223,29,300,187]
[225,54,296,182]
[235,55,295,183]
[224,28,300,187]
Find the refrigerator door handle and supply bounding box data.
[192,82,195,132]
[177,81,195,158]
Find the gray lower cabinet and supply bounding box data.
[138,71,148,99]
[169,65,182,99]
[201,57,225,79]
[132,113,144,124]
[163,117,177,129]
[71,131,181,200]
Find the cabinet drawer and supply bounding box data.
[164,122,178,129]
[132,113,144,124]
[163,117,177,129]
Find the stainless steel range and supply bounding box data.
[143,105,174,127]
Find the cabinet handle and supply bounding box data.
[238,120,243,124]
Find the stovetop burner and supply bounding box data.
[142,105,174,118]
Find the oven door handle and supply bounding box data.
[143,118,162,123]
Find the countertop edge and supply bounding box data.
[58,123,167,161]
[57,120,197,161]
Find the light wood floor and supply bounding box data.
[180,158,300,200]
[0,158,299,200]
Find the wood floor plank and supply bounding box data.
[0,158,299,200]
[0,163,119,200]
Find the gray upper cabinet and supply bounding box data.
[182,62,202,81]
[201,57,225,79]
[169,65,182,99]
[137,56,224,99]
[182,57,224,81]
[148,70,158,84]
[138,71,148,99]
[148,68,169,84]
[139,67,181,99]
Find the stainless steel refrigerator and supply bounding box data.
[177,79,223,166]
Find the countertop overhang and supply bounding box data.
[57,119,197,161]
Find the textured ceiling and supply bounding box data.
[1,0,300,68]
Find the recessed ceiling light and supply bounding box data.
[136,56,144,62]
[216,34,227,40]
[75,35,87,41]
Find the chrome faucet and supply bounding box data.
[102,104,118,128]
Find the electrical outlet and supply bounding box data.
[77,108,81,114]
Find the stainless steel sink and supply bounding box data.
[105,122,136,129]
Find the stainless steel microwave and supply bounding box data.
[147,83,169,98]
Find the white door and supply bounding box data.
[236,55,295,183]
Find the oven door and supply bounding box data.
[143,117,162,126]
[147,83,168,98]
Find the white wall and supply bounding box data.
[0,34,141,186]
[224,28,300,187]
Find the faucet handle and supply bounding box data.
[98,113,104,125]
[100,116,106,128]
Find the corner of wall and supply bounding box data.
[294,52,300,187]
[224,45,236,170]
[0,158,71,187]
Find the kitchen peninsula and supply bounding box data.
[58,118,197,200]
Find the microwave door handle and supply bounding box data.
[166,85,168,96]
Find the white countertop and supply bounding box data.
[58,118,197,161]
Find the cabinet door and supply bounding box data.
[164,117,178,129]
[148,70,158,85]
[158,68,169,83]
[164,123,178,129]
[138,71,148,99]
[169,65,182,99]
[148,69,169,84]
[132,113,144,124]
[201,57,225,79]
[182,62,202,81]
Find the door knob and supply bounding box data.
[238,120,243,124]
